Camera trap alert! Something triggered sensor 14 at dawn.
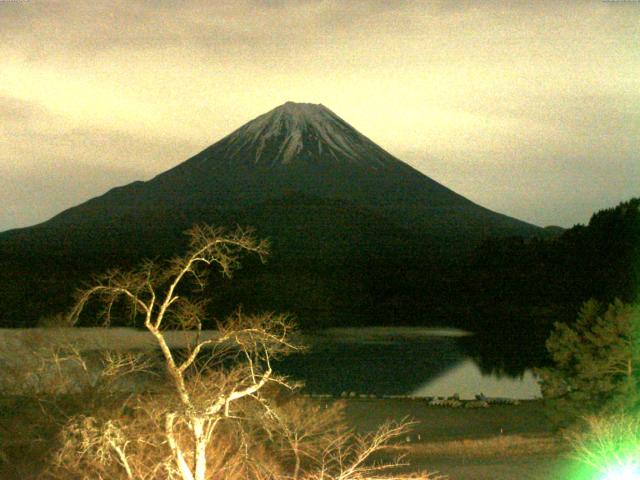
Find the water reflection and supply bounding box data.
[273,328,542,398]
[410,359,540,399]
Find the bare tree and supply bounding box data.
[51,224,442,480]
[66,225,300,480]
[262,398,348,480]
[310,420,441,480]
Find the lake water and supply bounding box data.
[0,327,541,398]
[275,328,541,400]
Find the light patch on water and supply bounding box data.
[411,359,541,400]
[304,326,472,344]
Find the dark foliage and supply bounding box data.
[0,197,637,379]
[537,299,640,428]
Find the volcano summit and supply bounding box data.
[0,102,542,327]
[202,101,396,168]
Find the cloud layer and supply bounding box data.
[1,0,638,230]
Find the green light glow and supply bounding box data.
[602,461,640,480]
[563,414,640,480]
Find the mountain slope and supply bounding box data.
[0,101,543,327]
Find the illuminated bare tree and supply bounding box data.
[68,225,298,480]
[55,224,442,480]
[262,398,347,480]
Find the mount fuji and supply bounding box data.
[0,102,542,327]
[29,101,538,239]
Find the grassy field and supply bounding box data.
[341,398,578,480]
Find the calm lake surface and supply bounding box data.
[275,328,541,399]
[1,327,541,398]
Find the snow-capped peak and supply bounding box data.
[214,101,398,169]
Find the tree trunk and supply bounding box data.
[166,413,195,480]
[193,417,207,480]
[293,447,301,480]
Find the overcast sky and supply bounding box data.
[1,0,638,232]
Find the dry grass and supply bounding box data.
[394,434,563,460]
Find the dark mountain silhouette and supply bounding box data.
[0,101,543,327]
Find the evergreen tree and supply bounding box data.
[537,299,640,427]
